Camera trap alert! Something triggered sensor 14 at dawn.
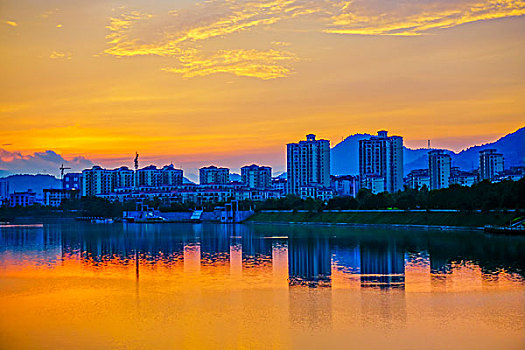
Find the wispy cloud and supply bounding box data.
[325,0,525,36]
[3,20,18,27]
[101,0,525,79]
[49,51,72,60]
[162,48,298,79]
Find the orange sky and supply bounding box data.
[1,0,524,175]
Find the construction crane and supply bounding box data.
[134,152,139,171]
[59,164,71,181]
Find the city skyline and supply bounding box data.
[0,125,523,180]
[1,0,525,177]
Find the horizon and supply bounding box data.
[1,125,522,181]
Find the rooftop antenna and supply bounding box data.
[428,140,431,149]
[59,164,71,181]
[134,152,139,171]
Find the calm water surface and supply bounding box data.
[1,221,524,349]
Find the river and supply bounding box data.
[1,221,524,349]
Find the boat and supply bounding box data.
[134,216,166,223]
[91,218,114,224]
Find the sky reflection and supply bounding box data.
[0,222,524,349]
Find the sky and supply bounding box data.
[1,0,524,177]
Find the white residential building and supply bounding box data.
[241,164,272,189]
[286,134,330,196]
[428,150,451,190]
[359,131,404,193]
[479,149,504,182]
[199,166,230,185]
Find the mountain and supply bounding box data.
[183,177,195,184]
[230,173,241,182]
[331,127,525,175]
[1,174,62,196]
[331,134,372,175]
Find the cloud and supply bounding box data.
[49,51,72,60]
[0,149,93,176]
[100,0,525,78]
[162,48,299,79]
[3,20,18,27]
[102,1,318,79]
[325,0,525,36]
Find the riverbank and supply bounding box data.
[247,210,522,228]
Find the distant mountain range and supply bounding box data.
[1,174,62,196]
[332,127,525,176]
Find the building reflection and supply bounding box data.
[1,222,524,292]
[287,233,331,287]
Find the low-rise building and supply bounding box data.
[43,189,81,207]
[63,173,82,190]
[299,185,334,201]
[494,166,525,182]
[362,176,385,194]
[406,169,430,190]
[450,167,478,187]
[271,177,287,195]
[9,190,37,207]
[330,175,359,197]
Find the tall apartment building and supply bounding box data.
[161,165,184,186]
[135,165,183,187]
[479,149,504,182]
[359,131,403,194]
[428,150,451,190]
[136,165,163,187]
[199,166,230,185]
[241,164,272,189]
[81,166,114,196]
[286,134,330,196]
[114,167,135,188]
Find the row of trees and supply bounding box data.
[258,179,525,211]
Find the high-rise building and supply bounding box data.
[199,166,230,185]
[81,166,114,196]
[479,149,504,182]
[359,131,403,194]
[428,150,451,190]
[161,165,184,186]
[136,165,162,187]
[286,134,330,196]
[241,164,272,189]
[113,167,135,188]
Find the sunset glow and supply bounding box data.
[1,0,524,174]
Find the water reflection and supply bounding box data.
[1,221,524,291]
[1,222,524,349]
